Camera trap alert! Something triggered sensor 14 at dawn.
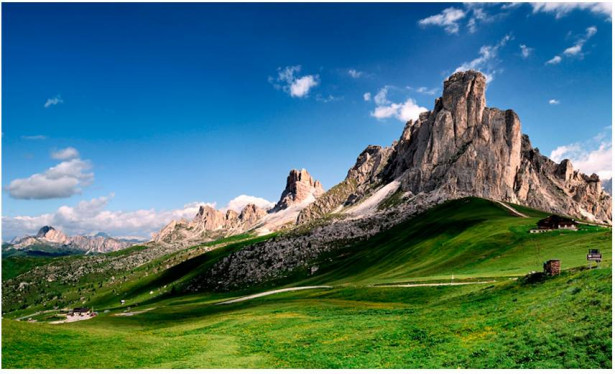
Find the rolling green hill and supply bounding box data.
[2,198,611,368]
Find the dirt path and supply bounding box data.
[373,280,496,288]
[216,286,333,305]
[496,201,529,218]
[15,309,64,321]
[114,307,156,317]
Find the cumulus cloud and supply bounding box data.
[269,65,319,98]
[520,44,533,58]
[418,7,466,34]
[531,2,612,19]
[454,34,512,83]
[6,148,94,200]
[51,147,80,160]
[223,194,275,213]
[44,95,63,108]
[348,69,363,78]
[2,193,276,241]
[6,158,94,200]
[546,55,562,65]
[549,132,612,180]
[363,92,371,101]
[548,99,560,105]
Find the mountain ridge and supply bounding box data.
[6,226,140,255]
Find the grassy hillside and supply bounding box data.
[2,198,611,368]
[295,198,611,286]
[3,267,610,368]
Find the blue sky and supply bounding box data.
[2,2,612,240]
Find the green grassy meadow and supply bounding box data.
[2,198,612,368]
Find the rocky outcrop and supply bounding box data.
[154,203,267,245]
[297,145,393,223]
[9,226,138,254]
[298,70,611,224]
[36,226,68,243]
[154,169,323,245]
[270,169,324,212]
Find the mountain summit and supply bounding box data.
[271,169,324,212]
[299,70,611,224]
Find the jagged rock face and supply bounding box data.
[271,169,324,212]
[513,136,611,222]
[154,204,267,245]
[239,204,267,226]
[299,70,611,224]
[387,71,522,200]
[297,145,393,223]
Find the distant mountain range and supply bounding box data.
[3,226,142,256]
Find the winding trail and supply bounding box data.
[372,280,496,288]
[216,286,333,305]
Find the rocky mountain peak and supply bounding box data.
[299,70,611,224]
[271,169,324,212]
[35,225,68,243]
[36,226,55,237]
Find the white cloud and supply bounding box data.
[520,44,533,58]
[2,193,276,241]
[418,7,466,34]
[531,2,612,19]
[6,156,94,200]
[371,98,428,123]
[270,65,319,98]
[546,55,562,65]
[363,92,371,101]
[549,132,612,180]
[21,135,47,140]
[560,26,598,58]
[548,99,560,105]
[51,146,80,160]
[290,75,318,98]
[223,194,274,213]
[374,87,390,106]
[454,34,512,83]
[586,25,598,37]
[348,69,363,78]
[44,95,63,108]
[563,44,582,56]
[466,6,489,33]
[2,195,214,241]
[415,86,439,95]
